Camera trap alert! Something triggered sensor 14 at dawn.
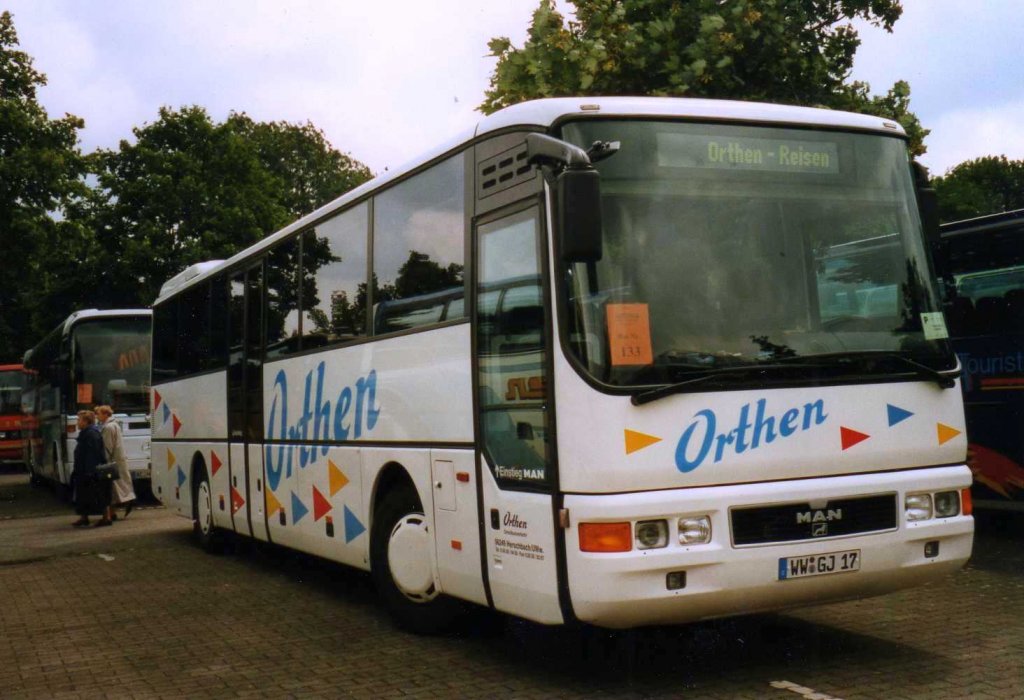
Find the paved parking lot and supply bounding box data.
[1,466,1022,699]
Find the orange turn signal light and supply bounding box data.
[579,522,632,553]
[961,488,973,516]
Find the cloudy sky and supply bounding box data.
[5,1,1023,177]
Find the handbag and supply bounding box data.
[95,463,120,481]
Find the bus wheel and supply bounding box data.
[192,470,223,553]
[370,488,462,634]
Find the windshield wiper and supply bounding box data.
[630,363,822,406]
[630,351,957,406]
[769,351,957,389]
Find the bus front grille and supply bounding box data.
[730,494,897,546]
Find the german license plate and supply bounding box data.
[778,549,860,580]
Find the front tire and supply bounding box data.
[370,488,463,634]
[192,469,223,553]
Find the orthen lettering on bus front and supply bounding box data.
[265,361,381,491]
[675,398,828,472]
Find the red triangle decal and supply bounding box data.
[211,451,222,476]
[231,487,245,514]
[312,486,333,522]
[172,414,182,437]
[840,426,871,450]
[153,390,162,409]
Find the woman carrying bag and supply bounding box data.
[71,410,110,527]
[96,405,137,521]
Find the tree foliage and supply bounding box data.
[933,156,1024,223]
[482,0,927,154]
[0,11,84,361]
[81,106,373,308]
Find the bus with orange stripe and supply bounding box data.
[150,98,972,632]
[22,310,152,495]
[939,209,1024,510]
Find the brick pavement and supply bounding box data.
[1,467,1022,699]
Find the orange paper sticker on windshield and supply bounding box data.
[77,383,93,405]
[607,303,653,366]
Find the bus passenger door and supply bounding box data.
[475,205,564,624]
[227,264,267,540]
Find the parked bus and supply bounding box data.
[23,309,153,495]
[0,364,27,465]
[938,209,1024,510]
[151,97,972,632]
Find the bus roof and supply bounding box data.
[154,96,909,305]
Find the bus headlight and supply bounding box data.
[905,493,933,521]
[678,516,712,545]
[635,520,668,549]
[934,491,961,518]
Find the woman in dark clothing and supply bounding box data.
[71,410,110,527]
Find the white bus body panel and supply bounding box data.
[563,466,973,628]
[554,350,968,493]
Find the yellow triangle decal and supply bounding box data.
[625,429,662,455]
[329,459,349,496]
[937,423,962,446]
[265,488,283,517]
[167,448,176,471]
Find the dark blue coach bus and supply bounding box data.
[939,209,1024,510]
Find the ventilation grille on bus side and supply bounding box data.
[478,144,535,199]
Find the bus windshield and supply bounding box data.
[0,368,24,414]
[559,119,953,388]
[71,317,151,413]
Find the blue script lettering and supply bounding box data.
[265,361,383,491]
[675,398,828,472]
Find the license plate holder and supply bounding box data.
[778,549,860,580]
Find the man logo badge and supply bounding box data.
[812,522,828,537]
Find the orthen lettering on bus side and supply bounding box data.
[265,361,382,491]
[675,398,828,472]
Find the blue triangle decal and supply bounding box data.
[177,465,186,488]
[343,505,366,543]
[887,404,914,427]
[291,491,309,524]
[162,403,171,424]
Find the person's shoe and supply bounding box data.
[123,503,134,519]
[72,518,89,528]
[94,518,112,527]
[111,513,118,521]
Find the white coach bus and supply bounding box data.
[151,97,973,632]
[23,309,153,495]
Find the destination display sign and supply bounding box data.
[657,133,840,174]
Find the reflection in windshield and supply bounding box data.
[72,318,151,413]
[560,120,953,388]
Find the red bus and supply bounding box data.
[0,364,27,465]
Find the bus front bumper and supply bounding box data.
[563,466,973,629]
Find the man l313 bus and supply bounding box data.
[23,310,153,495]
[0,364,27,465]
[939,209,1024,510]
[151,97,973,632]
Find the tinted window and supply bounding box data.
[178,283,210,376]
[266,236,301,359]
[302,203,369,348]
[373,154,465,334]
[72,317,151,413]
[207,275,229,370]
[152,300,178,382]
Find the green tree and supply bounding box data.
[933,156,1024,223]
[482,0,927,154]
[0,11,84,361]
[84,107,373,305]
